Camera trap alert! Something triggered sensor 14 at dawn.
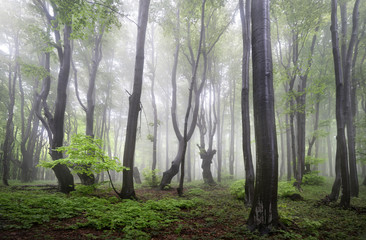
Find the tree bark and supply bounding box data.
[148,24,158,185]
[160,1,207,190]
[329,0,350,208]
[2,36,18,186]
[120,0,150,199]
[248,0,279,233]
[340,0,360,198]
[239,0,254,207]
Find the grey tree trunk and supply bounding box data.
[148,24,158,185]
[120,0,150,199]
[34,2,75,193]
[248,0,279,233]
[2,36,18,186]
[239,0,254,207]
[340,0,360,198]
[160,1,207,191]
[329,0,350,208]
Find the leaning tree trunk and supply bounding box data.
[248,0,279,233]
[160,1,206,190]
[120,0,150,199]
[50,24,75,193]
[239,0,254,207]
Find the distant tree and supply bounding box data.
[120,0,151,199]
[247,0,279,233]
[1,35,19,186]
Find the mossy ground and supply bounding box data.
[0,178,365,239]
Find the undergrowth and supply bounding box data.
[1,178,366,239]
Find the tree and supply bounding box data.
[147,23,159,186]
[239,0,254,207]
[327,0,361,209]
[339,0,360,198]
[120,0,151,199]
[197,81,217,186]
[247,0,279,233]
[33,0,75,193]
[1,34,19,186]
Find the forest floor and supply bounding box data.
[1,178,366,240]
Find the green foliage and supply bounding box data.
[38,134,127,176]
[188,188,206,196]
[0,187,198,238]
[146,134,154,142]
[305,156,325,166]
[303,171,325,186]
[50,0,121,40]
[229,179,245,200]
[142,169,161,187]
[2,179,366,239]
[278,181,297,198]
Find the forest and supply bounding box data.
[0,0,366,239]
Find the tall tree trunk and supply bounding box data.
[239,0,254,207]
[229,77,235,176]
[340,0,360,198]
[34,2,75,193]
[248,0,279,233]
[2,37,18,186]
[120,0,150,199]
[329,0,350,208]
[295,24,319,188]
[160,1,207,191]
[50,25,75,193]
[148,24,158,185]
[216,83,222,182]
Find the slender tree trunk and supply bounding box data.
[277,112,285,179]
[229,78,235,176]
[160,1,207,190]
[306,99,320,173]
[239,0,254,207]
[328,0,350,208]
[49,25,75,193]
[120,0,150,199]
[2,39,18,186]
[148,24,158,185]
[340,0,360,198]
[248,0,279,232]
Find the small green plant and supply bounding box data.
[278,181,297,198]
[229,179,245,200]
[142,169,161,187]
[303,171,325,186]
[39,134,127,176]
[188,188,206,196]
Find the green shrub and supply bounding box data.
[188,188,206,196]
[229,180,245,200]
[142,169,161,187]
[303,172,325,186]
[278,181,297,198]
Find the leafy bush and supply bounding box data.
[142,169,161,187]
[278,181,297,198]
[38,134,127,176]
[303,172,325,186]
[229,180,245,200]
